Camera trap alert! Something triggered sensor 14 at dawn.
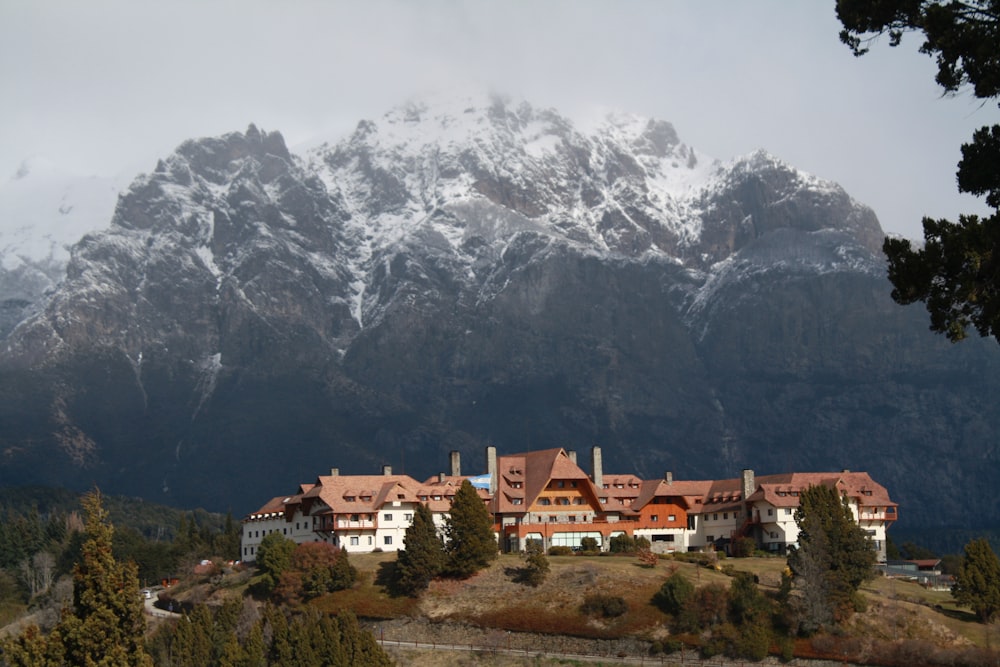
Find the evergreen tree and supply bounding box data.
[443,480,497,578]
[241,620,268,667]
[396,503,445,595]
[520,538,549,587]
[253,532,296,597]
[837,0,1000,343]
[653,569,695,615]
[57,489,153,667]
[787,484,876,631]
[952,537,1000,623]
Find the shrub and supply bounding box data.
[580,594,628,618]
[579,537,599,553]
[731,536,757,558]
[652,570,694,615]
[548,546,573,556]
[520,545,549,587]
[636,548,659,567]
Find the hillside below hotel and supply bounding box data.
[242,446,896,561]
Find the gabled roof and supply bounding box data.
[493,448,602,514]
[632,478,713,513]
[746,471,896,509]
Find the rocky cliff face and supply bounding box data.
[1,94,997,533]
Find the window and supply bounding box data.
[351,514,359,522]
[539,498,551,506]
[668,514,676,521]
[548,516,557,522]
[368,536,373,545]
[707,535,714,543]
[557,481,564,488]
[350,537,359,546]
[283,528,287,535]
[784,508,792,515]
[713,513,718,521]
[243,547,248,556]
[569,516,576,522]
[651,515,659,522]
[767,508,774,516]
[723,513,728,520]
[384,536,393,545]
[512,498,523,505]
[250,546,254,555]
[384,513,393,521]
[404,513,412,522]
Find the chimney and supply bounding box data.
[486,445,497,495]
[383,465,392,476]
[567,450,577,464]
[664,471,673,485]
[438,472,446,483]
[741,469,755,500]
[450,450,461,477]
[330,468,339,477]
[591,445,603,488]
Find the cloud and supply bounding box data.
[1,0,995,239]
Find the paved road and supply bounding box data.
[144,595,180,619]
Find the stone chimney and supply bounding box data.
[438,472,446,483]
[741,469,755,500]
[450,450,461,477]
[383,465,392,476]
[664,471,673,485]
[567,450,577,464]
[591,445,603,488]
[486,445,497,495]
[330,467,339,477]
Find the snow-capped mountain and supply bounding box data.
[1,94,997,537]
[0,158,123,336]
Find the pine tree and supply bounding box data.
[787,484,876,631]
[396,502,444,595]
[444,480,497,578]
[952,537,1000,623]
[57,489,153,667]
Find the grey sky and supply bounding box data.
[1,0,996,240]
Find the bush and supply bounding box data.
[520,547,549,587]
[652,571,694,615]
[548,546,573,556]
[732,536,757,558]
[579,537,599,553]
[580,594,628,618]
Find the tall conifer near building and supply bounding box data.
[787,484,876,631]
[396,502,444,595]
[444,480,497,578]
[58,488,153,666]
[952,538,1000,623]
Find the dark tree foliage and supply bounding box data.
[1,489,153,667]
[395,503,444,596]
[444,480,497,578]
[837,0,1000,342]
[274,542,356,603]
[519,538,550,587]
[253,531,297,597]
[652,569,695,615]
[952,537,1000,622]
[159,602,392,667]
[787,485,877,632]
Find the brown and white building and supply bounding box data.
[242,446,897,562]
